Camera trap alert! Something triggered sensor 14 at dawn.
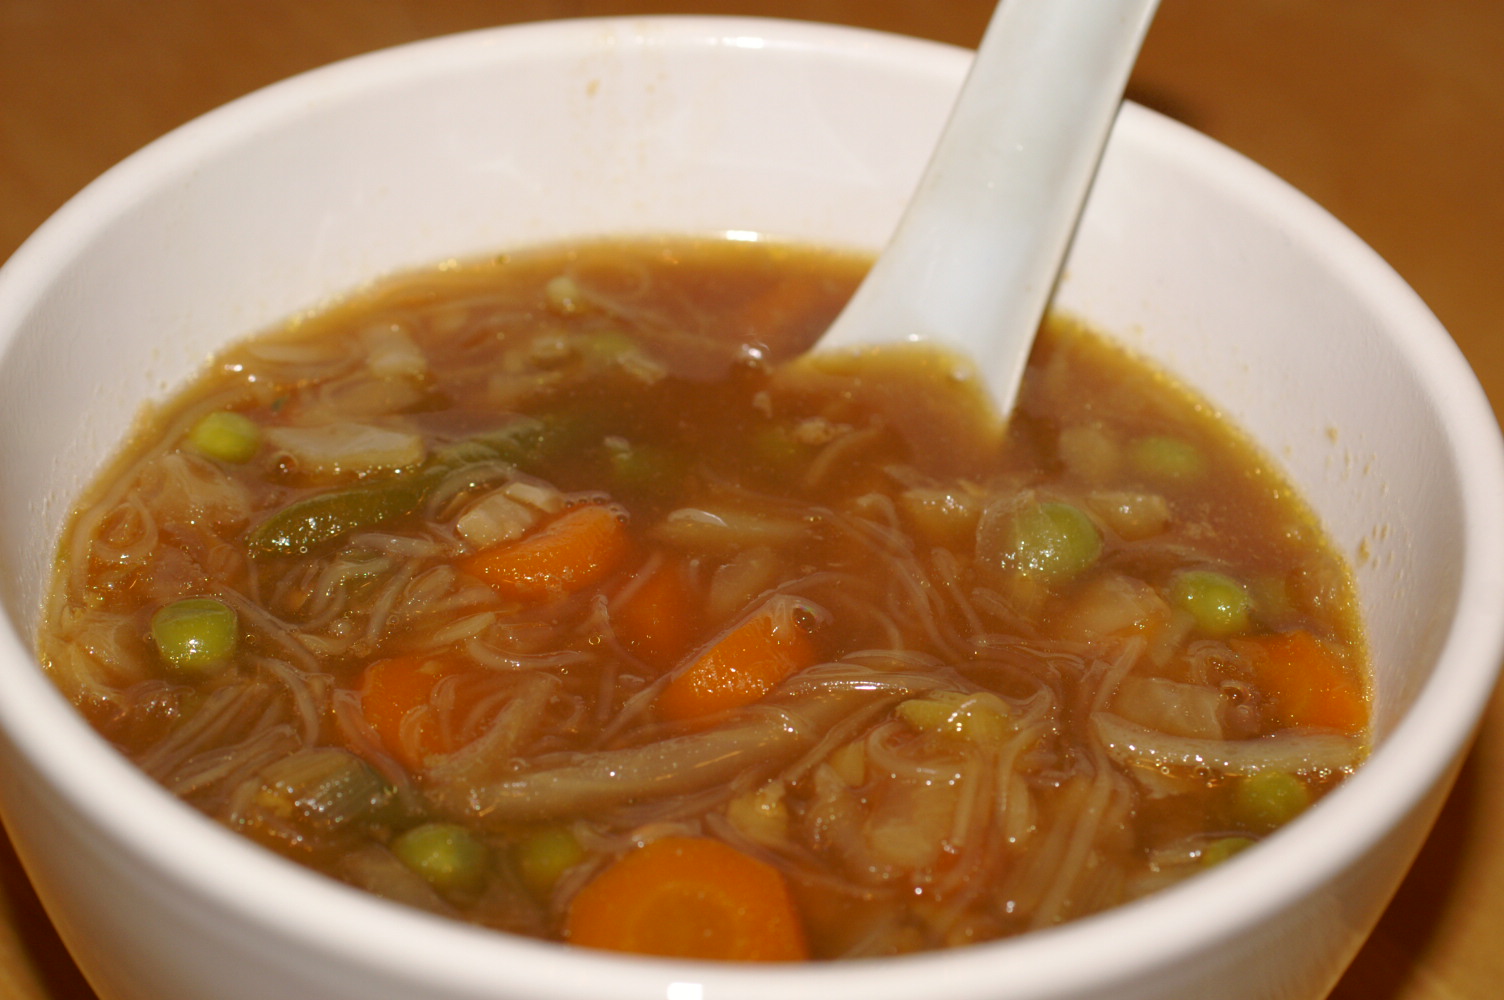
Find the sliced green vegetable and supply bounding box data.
[250,747,397,836]
[150,597,238,673]
[392,822,490,894]
[1233,769,1310,831]
[1170,569,1252,637]
[186,410,261,464]
[1007,500,1102,583]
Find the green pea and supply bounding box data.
[1130,434,1204,482]
[1170,569,1252,636]
[186,410,261,463]
[1008,500,1102,583]
[513,826,585,897]
[392,823,489,894]
[1201,836,1256,867]
[150,598,238,674]
[1233,770,1311,831]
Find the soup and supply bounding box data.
[38,238,1368,960]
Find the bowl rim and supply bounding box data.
[1,15,1502,1000]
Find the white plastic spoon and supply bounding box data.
[818,0,1161,417]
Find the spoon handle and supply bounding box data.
[819,0,1160,415]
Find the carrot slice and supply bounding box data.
[656,598,818,722]
[359,653,470,770]
[460,502,631,601]
[565,836,808,961]
[1231,629,1368,732]
[614,557,699,671]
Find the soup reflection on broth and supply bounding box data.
[39,238,1368,961]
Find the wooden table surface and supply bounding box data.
[1,2,1501,997]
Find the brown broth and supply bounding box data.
[38,237,1367,960]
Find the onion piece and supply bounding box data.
[439,674,934,825]
[264,422,424,478]
[1091,711,1362,777]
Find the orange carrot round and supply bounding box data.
[460,502,631,601]
[359,653,469,769]
[656,600,817,722]
[1232,629,1368,732]
[564,836,808,961]
[614,556,699,671]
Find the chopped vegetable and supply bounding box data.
[1130,434,1205,481]
[460,502,631,601]
[1085,490,1171,541]
[513,826,586,897]
[391,822,489,894]
[359,653,469,770]
[657,597,819,722]
[1092,712,1363,778]
[239,748,396,851]
[613,557,699,670]
[1230,629,1367,732]
[1112,675,1224,740]
[262,422,425,479]
[1201,836,1256,867]
[438,675,932,824]
[895,690,1010,744]
[1232,769,1310,831]
[1170,569,1251,637]
[360,322,428,380]
[898,485,983,549]
[186,410,261,464]
[150,597,238,674]
[453,490,540,549]
[725,782,791,847]
[990,499,1102,584]
[564,836,809,961]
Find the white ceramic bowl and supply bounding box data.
[0,17,1501,1000]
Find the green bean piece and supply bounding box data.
[1233,770,1311,831]
[1007,500,1102,583]
[186,410,261,463]
[251,748,398,835]
[150,597,238,674]
[1130,434,1205,482]
[1201,836,1256,867]
[1170,569,1252,636]
[246,474,433,556]
[513,826,586,897]
[392,822,490,895]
